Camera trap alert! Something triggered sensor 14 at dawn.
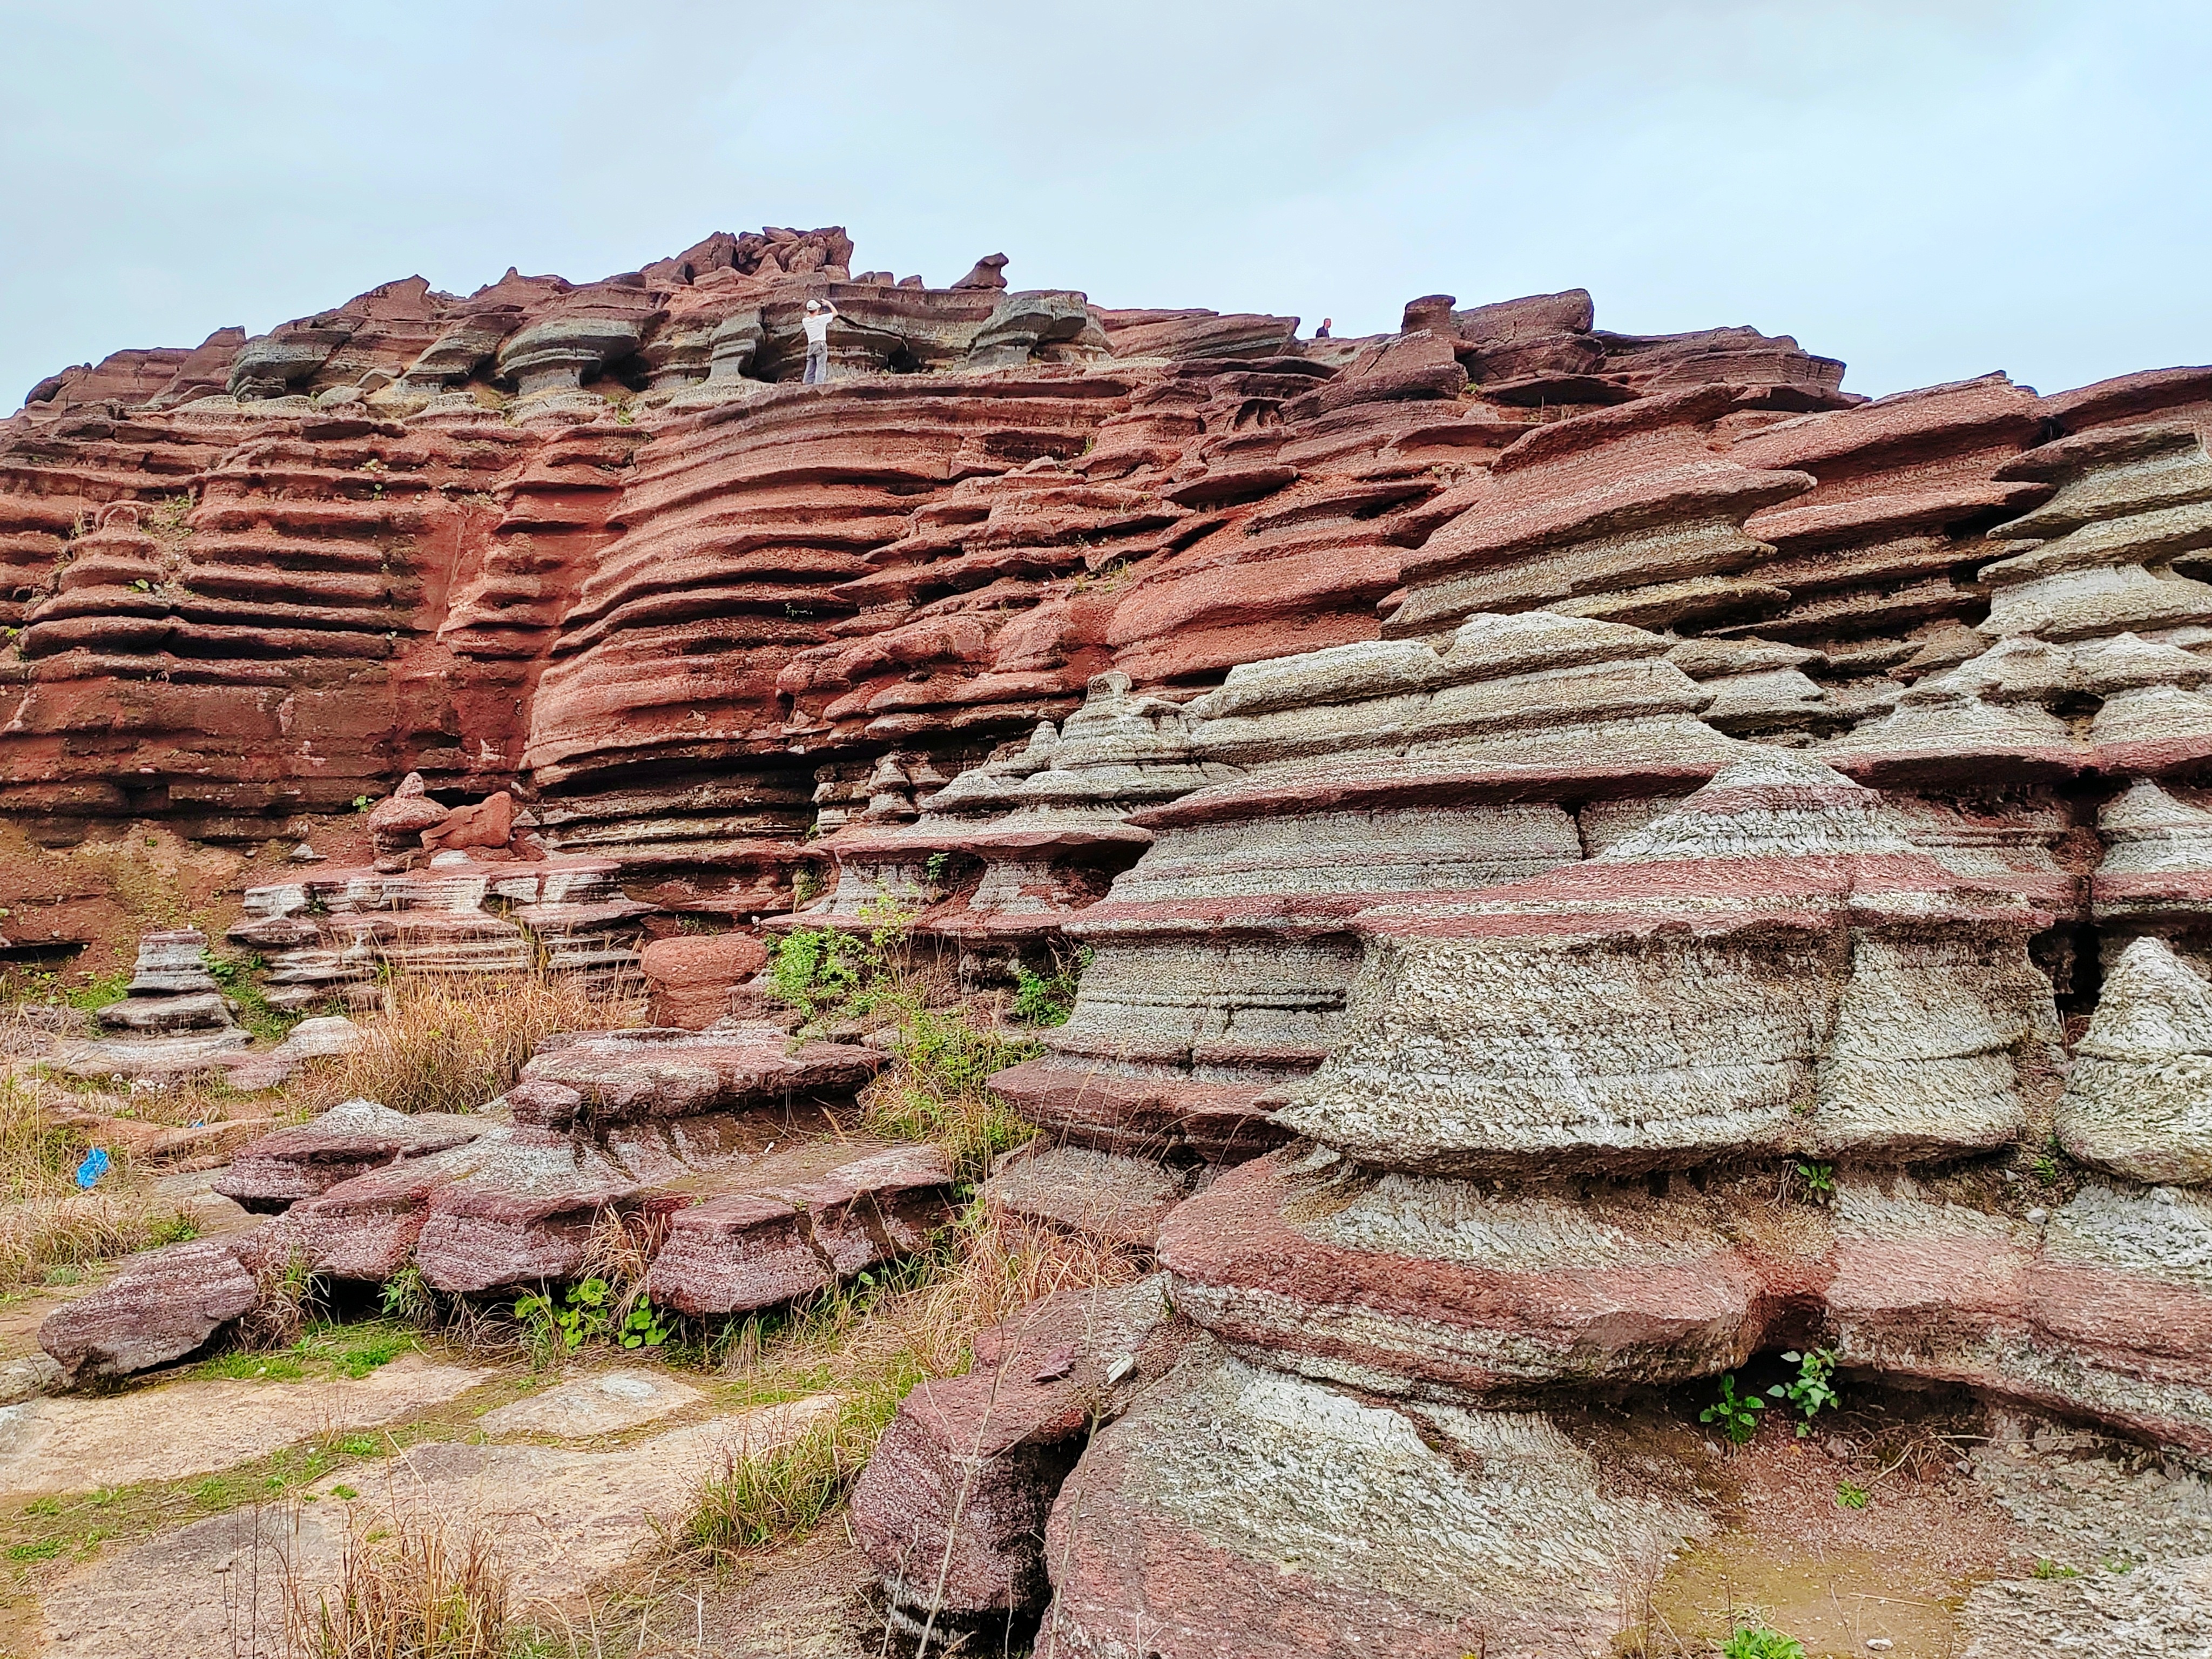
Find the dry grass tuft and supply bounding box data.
[0,1075,198,1292]
[684,1205,1143,1561]
[286,1508,509,1658]
[300,972,645,1116]
[0,1190,198,1290]
[235,1246,319,1352]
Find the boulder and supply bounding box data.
[2056,936,2212,1183]
[638,933,770,1029]
[411,1128,637,1293]
[852,1275,1179,1637]
[983,1143,1199,1249]
[40,1238,260,1384]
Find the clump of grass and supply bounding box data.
[862,1004,1041,1182]
[0,1077,200,1291]
[207,950,299,1045]
[286,1508,509,1658]
[770,928,866,1023]
[0,1193,200,1291]
[235,1247,319,1351]
[679,1389,907,1555]
[301,972,644,1115]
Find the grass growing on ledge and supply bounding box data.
[301,971,646,1115]
[862,1004,1041,1183]
[678,1387,911,1556]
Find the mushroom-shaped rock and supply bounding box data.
[2058,937,2212,1183]
[367,772,449,858]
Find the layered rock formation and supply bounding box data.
[14,228,2212,1655]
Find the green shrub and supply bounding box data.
[1011,945,1092,1029]
[770,929,866,1022]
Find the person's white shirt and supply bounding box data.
[801,304,835,346]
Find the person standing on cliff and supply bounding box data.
[801,298,837,383]
[1315,317,1333,339]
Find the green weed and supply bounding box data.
[1835,1479,1870,1510]
[1011,943,1092,1028]
[1700,1373,1766,1445]
[208,950,299,1044]
[769,928,865,1023]
[1722,1624,1805,1659]
[1766,1346,1839,1435]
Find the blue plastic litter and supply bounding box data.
[74,1148,110,1189]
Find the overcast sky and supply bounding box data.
[3,1,2206,408]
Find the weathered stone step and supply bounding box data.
[214,1097,485,1211]
[644,1139,955,1314]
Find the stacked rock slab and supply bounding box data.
[1157,751,2061,1390]
[44,1019,952,1377]
[227,855,654,1008]
[784,670,1231,982]
[989,609,1749,1167]
[56,928,252,1078]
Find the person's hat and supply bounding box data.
[804,300,822,312]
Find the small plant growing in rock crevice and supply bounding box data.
[238,1249,321,1351]
[1011,943,1093,1028]
[1768,1346,1840,1435]
[1700,1372,1766,1444]
[1793,1159,1835,1202]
